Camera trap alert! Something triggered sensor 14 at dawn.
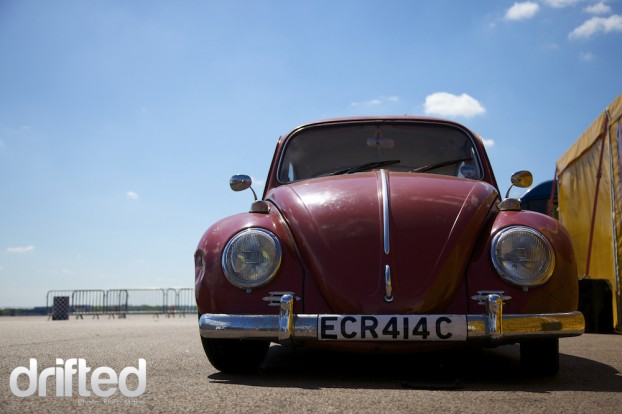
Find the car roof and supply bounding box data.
[290,115,463,130]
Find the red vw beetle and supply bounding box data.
[194,116,584,375]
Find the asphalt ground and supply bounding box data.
[1,315,621,413]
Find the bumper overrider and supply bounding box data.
[199,292,585,345]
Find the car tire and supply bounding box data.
[200,335,269,374]
[520,338,559,376]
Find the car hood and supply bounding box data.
[267,171,498,313]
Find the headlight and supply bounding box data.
[491,226,555,287]
[222,228,282,289]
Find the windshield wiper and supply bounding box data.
[410,157,471,174]
[332,160,401,176]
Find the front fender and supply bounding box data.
[466,209,578,314]
[195,206,304,315]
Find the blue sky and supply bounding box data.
[1,0,621,307]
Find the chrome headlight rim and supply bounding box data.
[221,228,282,289]
[491,225,555,287]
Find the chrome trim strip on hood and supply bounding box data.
[380,169,393,303]
[380,169,390,255]
[384,265,394,302]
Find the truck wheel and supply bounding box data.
[200,335,269,373]
[520,338,559,376]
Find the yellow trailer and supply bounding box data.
[556,93,622,333]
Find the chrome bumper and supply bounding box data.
[199,293,585,345]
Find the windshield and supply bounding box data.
[277,122,483,183]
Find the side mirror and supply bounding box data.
[511,170,533,188]
[230,174,253,193]
[505,170,533,199]
[229,174,268,213]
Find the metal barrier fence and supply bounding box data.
[72,290,106,318]
[46,288,197,319]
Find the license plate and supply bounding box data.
[318,315,467,341]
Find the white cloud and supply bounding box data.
[505,2,540,21]
[474,133,495,148]
[350,96,400,107]
[6,245,35,254]
[252,177,265,187]
[543,0,582,7]
[585,2,611,14]
[580,51,595,61]
[48,268,72,275]
[423,92,486,118]
[126,191,140,201]
[569,14,622,39]
[482,138,495,148]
